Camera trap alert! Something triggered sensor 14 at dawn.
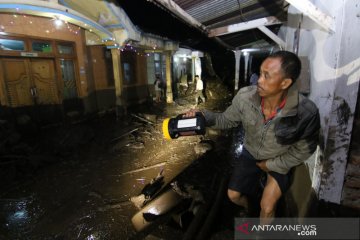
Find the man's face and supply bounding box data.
[257,57,290,98]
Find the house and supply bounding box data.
[0,0,203,123]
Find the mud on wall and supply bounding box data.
[281,0,360,210]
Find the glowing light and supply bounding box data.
[87,234,96,240]
[13,14,18,18]
[235,143,243,156]
[54,18,63,27]
[183,57,186,62]
[14,211,25,218]
[45,30,50,33]
[29,21,33,24]
[147,207,160,215]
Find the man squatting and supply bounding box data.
[186,51,320,224]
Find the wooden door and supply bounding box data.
[1,58,33,107]
[30,59,59,105]
[0,58,59,107]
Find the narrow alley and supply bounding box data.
[0,1,359,240]
[0,78,239,239]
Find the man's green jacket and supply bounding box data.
[204,84,320,174]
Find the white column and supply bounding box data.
[111,49,125,117]
[165,51,173,103]
[191,56,196,82]
[243,52,249,86]
[194,56,202,77]
[234,50,241,91]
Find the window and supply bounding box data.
[58,44,74,55]
[121,51,136,84]
[123,62,131,83]
[0,39,25,51]
[154,53,162,76]
[154,53,160,61]
[155,62,161,75]
[32,41,52,53]
[60,59,77,99]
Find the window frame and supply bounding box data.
[31,39,53,53]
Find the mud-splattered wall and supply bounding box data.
[282,0,360,207]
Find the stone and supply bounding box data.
[194,142,212,154]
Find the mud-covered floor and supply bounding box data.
[0,79,243,240]
[2,79,358,240]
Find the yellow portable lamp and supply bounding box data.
[162,113,206,139]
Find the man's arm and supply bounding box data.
[203,92,243,129]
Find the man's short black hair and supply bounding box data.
[268,51,301,83]
[195,75,199,78]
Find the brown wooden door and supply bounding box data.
[1,58,33,107]
[30,59,59,105]
[0,58,59,107]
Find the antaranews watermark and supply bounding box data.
[235,218,359,239]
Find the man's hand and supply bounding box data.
[183,109,203,118]
[256,160,269,172]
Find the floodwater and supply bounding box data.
[0,80,238,239]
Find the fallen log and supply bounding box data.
[110,128,139,143]
[112,162,166,177]
[131,114,155,125]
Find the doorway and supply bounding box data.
[1,57,59,106]
[0,57,61,123]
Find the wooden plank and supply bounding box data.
[209,17,282,37]
[285,0,335,33]
[257,26,286,49]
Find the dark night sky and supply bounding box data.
[116,0,235,83]
[116,0,225,52]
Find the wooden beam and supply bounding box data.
[209,16,281,37]
[152,0,207,32]
[257,26,286,49]
[285,0,335,33]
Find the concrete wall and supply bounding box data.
[121,50,149,104]
[86,45,115,111]
[281,0,360,210]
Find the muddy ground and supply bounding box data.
[0,79,243,240]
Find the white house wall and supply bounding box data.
[283,0,360,204]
